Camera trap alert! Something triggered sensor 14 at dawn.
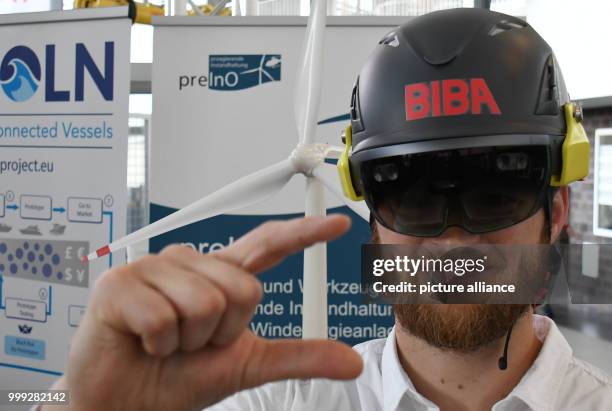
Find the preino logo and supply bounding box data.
[179,54,281,91]
[0,42,114,103]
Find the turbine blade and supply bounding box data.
[311,162,370,221]
[85,159,296,262]
[261,69,275,82]
[294,0,327,144]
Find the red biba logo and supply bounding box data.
[405,78,501,121]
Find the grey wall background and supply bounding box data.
[570,107,612,243]
[550,107,612,345]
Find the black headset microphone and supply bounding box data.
[498,323,514,371]
[497,238,564,371]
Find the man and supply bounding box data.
[41,8,611,411]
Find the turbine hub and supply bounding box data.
[290,143,331,176]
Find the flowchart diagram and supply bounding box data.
[0,191,115,376]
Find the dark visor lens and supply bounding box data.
[361,146,550,236]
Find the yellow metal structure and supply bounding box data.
[73,0,230,24]
[550,103,590,186]
[192,3,231,16]
[74,0,162,24]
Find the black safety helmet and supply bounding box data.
[337,7,589,237]
[351,8,569,153]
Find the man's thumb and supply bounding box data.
[244,338,363,388]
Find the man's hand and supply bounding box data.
[47,215,363,411]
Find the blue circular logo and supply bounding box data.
[0,46,41,102]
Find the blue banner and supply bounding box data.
[149,203,394,346]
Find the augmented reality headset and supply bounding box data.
[337,103,590,236]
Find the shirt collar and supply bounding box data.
[381,326,437,411]
[499,314,573,411]
[380,315,573,411]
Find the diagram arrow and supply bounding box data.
[6,204,18,210]
[52,207,65,213]
[46,285,52,316]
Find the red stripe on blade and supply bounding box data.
[96,245,111,258]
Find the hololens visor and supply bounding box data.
[352,136,563,237]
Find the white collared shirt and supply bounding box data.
[207,315,612,411]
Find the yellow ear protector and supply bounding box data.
[337,124,364,201]
[550,103,590,186]
[337,103,590,200]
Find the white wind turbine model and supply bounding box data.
[84,0,370,339]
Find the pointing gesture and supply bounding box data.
[45,215,363,411]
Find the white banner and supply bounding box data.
[0,0,61,14]
[150,16,407,346]
[0,8,131,392]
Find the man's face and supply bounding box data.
[380,188,566,352]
